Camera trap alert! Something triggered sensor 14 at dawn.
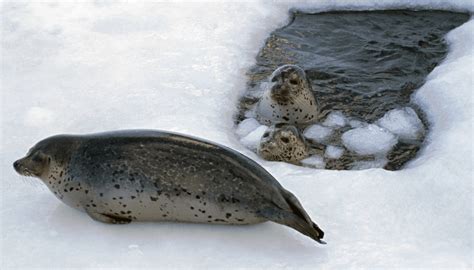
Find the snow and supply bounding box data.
[325,145,345,159]
[377,107,425,142]
[303,124,333,143]
[235,118,261,138]
[239,125,268,151]
[349,119,365,128]
[322,111,347,128]
[300,155,325,169]
[24,107,55,128]
[1,1,473,269]
[342,124,398,155]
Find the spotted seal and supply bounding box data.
[256,65,319,125]
[258,124,309,164]
[13,129,324,243]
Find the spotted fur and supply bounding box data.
[13,130,325,243]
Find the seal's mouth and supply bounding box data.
[13,159,37,177]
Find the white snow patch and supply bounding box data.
[322,111,347,128]
[377,107,425,142]
[342,124,398,155]
[325,145,345,159]
[239,125,268,151]
[303,124,333,143]
[235,118,261,138]
[301,155,325,169]
[24,107,55,127]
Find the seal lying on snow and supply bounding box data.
[13,130,325,243]
[256,65,319,125]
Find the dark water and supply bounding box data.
[238,10,469,170]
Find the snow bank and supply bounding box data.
[1,1,472,269]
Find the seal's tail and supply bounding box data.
[265,189,325,244]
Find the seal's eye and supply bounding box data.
[280,137,290,143]
[271,76,278,82]
[263,132,270,138]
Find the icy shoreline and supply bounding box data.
[1,1,472,269]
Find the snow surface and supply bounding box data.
[377,107,425,142]
[303,124,333,143]
[322,111,347,128]
[325,145,345,159]
[342,124,398,155]
[1,1,473,269]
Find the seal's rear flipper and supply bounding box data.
[263,188,325,244]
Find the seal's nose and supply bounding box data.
[13,160,20,171]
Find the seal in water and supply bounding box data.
[258,124,309,164]
[13,129,325,243]
[256,65,319,125]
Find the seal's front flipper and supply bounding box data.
[85,209,131,224]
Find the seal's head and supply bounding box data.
[13,135,77,179]
[268,65,311,103]
[258,124,309,164]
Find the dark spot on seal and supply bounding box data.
[150,196,158,201]
[114,184,120,189]
[226,213,232,218]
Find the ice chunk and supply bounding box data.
[235,118,261,138]
[303,124,333,143]
[325,145,345,159]
[349,119,366,128]
[300,155,325,169]
[24,107,54,127]
[351,157,388,170]
[342,124,397,155]
[377,107,424,141]
[322,111,347,128]
[239,125,268,151]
